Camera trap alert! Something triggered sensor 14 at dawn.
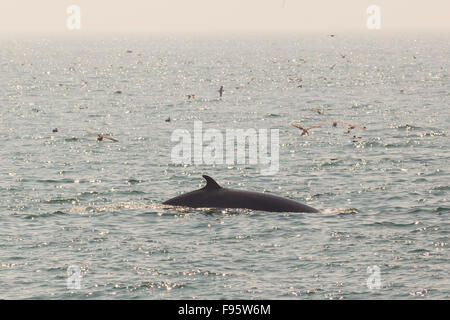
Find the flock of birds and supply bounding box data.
[50,34,374,144]
[52,32,424,145]
[290,107,366,136]
[51,128,120,142]
[289,107,367,148]
[181,86,367,139]
[290,117,366,136]
[50,85,227,142]
[50,84,366,143]
[45,33,437,144]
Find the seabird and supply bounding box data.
[342,122,366,134]
[290,123,321,136]
[88,131,119,142]
[321,120,339,127]
[311,108,325,115]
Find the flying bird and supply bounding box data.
[311,108,325,115]
[290,123,321,136]
[342,122,366,133]
[88,131,119,142]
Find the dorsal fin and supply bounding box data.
[202,175,222,190]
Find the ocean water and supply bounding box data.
[0,33,448,299]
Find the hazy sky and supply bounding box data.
[1,0,449,34]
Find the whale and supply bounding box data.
[163,175,319,213]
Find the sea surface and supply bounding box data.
[0,32,448,299]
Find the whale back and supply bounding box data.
[163,175,319,213]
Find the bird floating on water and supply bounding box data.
[320,120,366,133]
[321,120,338,127]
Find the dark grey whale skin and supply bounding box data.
[163,175,319,213]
